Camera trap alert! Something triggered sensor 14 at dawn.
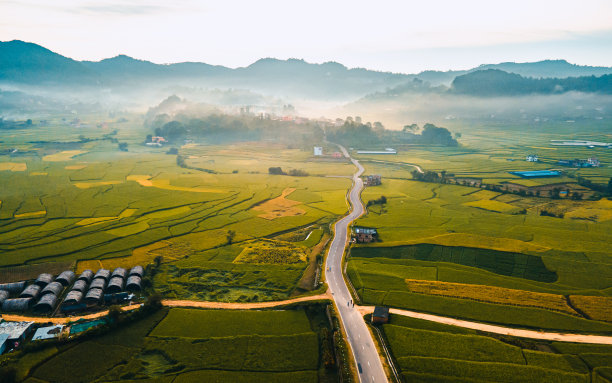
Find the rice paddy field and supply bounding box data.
[0,114,351,301]
[11,305,339,383]
[348,131,612,333]
[379,314,612,383]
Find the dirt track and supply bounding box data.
[5,292,612,345]
[0,292,331,324]
[358,306,612,345]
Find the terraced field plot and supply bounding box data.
[16,306,337,383]
[381,315,612,383]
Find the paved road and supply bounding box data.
[325,146,388,383]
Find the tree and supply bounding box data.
[145,134,153,143]
[226,230,236,245]
[268,167,285,175]
[108,305,121,324]
[118,142,128,151]
[608,178,612,195]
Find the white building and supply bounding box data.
[314,146,323,156]
[526,154,539,162]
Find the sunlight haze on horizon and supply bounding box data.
[2,0,612,73]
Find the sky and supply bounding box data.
[2,0,612,73]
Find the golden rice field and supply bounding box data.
[404,279,577,316]
[569,295,612,322]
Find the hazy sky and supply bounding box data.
[2,0,611,73]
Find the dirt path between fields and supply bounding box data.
[358,306,612,345]
[5,292,612,345]
[0,292,331,324]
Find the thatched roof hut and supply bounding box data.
[41,282,64,297]
[126,275,142,292]
[34,294,58,313]
[89,278,106,291]
[35,273,54,287]
[56,271,76,286]
[106,276,125,294]
[85,288,103,304]
[0,281,26,294]
[20,284,41,299]
[128,266,144,278]
[71,280,88,293]
[93,269,110,281]
[111,267,127,279]
[2,298,33,312]
[77,269,94,283]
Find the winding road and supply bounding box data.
[324,145,388,383]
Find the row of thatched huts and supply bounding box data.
[0,266,143,314]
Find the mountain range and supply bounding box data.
[1,40,612,100]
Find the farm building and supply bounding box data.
[0,290,9,305]
[352,226,378,243]
[32,325,64,341]
[363,175,382,186]
[111,267,127,279]
[356,149,397,155]
[85,288,103,305]
[371,306,390,324]
[94,269,110,281]
[71,279,88,293]
[509,170,561,178]
[2,298,33,312]
[106,276,125,294]
[20,284,42,299]
[0,334,8,355]
[35,273,54,287]
[89,278,106,291]
[0,321,34,345]
[0,281,26,294]
[56,270,76,286]
[557,158,599,168]
[129,265,144,278]
[526,154,539,162]
[34,294,58,313]
[63,290,83,306]
[126,275,142,292]
[41,282,63,296]
[314,146,323,156]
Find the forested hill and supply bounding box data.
[451,69,612,96]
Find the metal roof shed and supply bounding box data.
[35,273,54,287]
[126,275,142,292]
[93,269,110,281]
[77,269,94,283]
[2,298,33,312]
[20,284,41,299]
[0,321,34,342]
[32,325,64,341]
[0,281,26,294]
[128,265,144,278]
[106,276,125,294]
[71,280,88,293]
[56,271,76,286]
[41,282,64,296]
[34,294,58,313]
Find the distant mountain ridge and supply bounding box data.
[451,69,612,96]
[1,40,612,99]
